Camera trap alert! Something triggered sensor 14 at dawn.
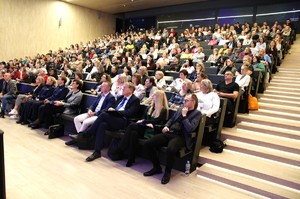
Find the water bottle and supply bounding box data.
[185,161,190,176]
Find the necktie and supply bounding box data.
[116,97,127,110]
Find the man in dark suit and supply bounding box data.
[65,82,116,146]
[73,82,140,162]
[0,73,17,118]
[143,93,201,184]
[227,36,237,49]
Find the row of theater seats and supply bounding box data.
[16,82,230,172]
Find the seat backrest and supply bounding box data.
[165,71,180,79]
[17,83,35,94]
[205,67,218,75]
[80,93,97,113]
[208,74,224,85]
[82,81,99,92]
[216,98,228,139]
[251,70,262,97]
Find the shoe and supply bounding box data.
[161,172,171,184]
[8,109,17,115]
[16,120,22,124]
[0,113,4,118]
[31,124,40,129]
[10,115,18,119]
[44,131,49,135]
[65,140,77,146]
[31,119,40,129]
[21,122,29,125]
[126,159,135,167]
[143,167,162,176]
[86,151,101,162]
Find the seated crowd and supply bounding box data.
[0,19,296,184]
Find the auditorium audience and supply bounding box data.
[1,19,296,180]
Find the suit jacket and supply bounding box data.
[37,85,55,101]
[165,108,201,150]
[89,92,116,116]
[48,85,69,101]
[2,79,17,97]
[0,79,4,93]
[63,90,83,114]
[114,94,140,119]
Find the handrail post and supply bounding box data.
[0,130,6,199]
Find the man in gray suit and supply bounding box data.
[0,73,17,118]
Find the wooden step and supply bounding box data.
[197,163,300,198]
[238,114,300,128]
[256,104,300,115]
[259,97,299,106]
[199,147,300,185]
[268,83,300,89]
[224,139,300,162]
[264,90,300,98]
[222,127,300,152]
[267,86,300,91]
[271,79,300,84]
[237,121,300,139]
[260,93,300,101]
[253,109,300,121]
[254,102,300,112]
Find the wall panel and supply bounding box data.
[0,0,116,61]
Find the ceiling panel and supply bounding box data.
[60,0,206,14]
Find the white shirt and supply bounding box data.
[196,92,220,117]
[95,93,108,113]
[166,78,184,92]
[235,74,251,91]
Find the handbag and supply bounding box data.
[209,139,226,153]
[248,94,259,110]
[48,124,64,139]
[107,138,123,161]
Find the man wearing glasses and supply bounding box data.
[143,93,201,184]
[214,70,239,125]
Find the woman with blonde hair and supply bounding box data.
[154,70,167,90]
[9,76,45,118]
[111,74,128,99]
[195,79,220,124]
[117,90,169,167]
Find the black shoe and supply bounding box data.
[31,124,40,129]
[0,113,4,118]
[86,151,101,162]
[16,120,22,124]
[21,122,29,125]
[65,139,77,146]
[161,172,171,184]
[143,167,162,176]
[44,131,50,135]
